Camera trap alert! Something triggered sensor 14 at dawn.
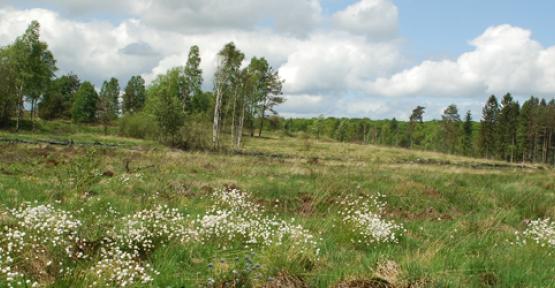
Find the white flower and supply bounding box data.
[340,194,404,244]
[193,189,319,254]
[517,218,555,248]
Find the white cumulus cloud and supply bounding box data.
[332,0,398,40]
[367,25,555,99]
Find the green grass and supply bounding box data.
[0,122,554,287]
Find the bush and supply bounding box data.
[118,112,159,139]
[178,114,211,150]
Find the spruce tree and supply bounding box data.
[478,95,499,159]
[463,110,473,156]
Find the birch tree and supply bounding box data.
[212,42,244,149]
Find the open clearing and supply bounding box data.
[1,129,554,287]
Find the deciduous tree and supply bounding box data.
[212,42,244,149]
[72,82,98,123]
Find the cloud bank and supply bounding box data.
[1,0,554,119]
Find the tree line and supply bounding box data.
[0,21,284,150]
[1,21,554,165]
[268,93,555,166]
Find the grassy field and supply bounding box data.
[1,123,554,287]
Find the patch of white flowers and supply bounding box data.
[194,189,319,254]
[10,204,83,258]
[0,204,83,287]
[515,218,555,248]
[89,205,195,287]
[90,246,158,288]
[0,227,31,288]
[1,190,321,287]
[110,205,196,256]
[340,194,404,244]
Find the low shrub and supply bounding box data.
[118,112,159,139]
[178,114,211,151]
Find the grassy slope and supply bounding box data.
[1,124,554,287]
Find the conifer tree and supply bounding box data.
[497,93,519,162]
[517,97,539,162]
[38,73,80,120]
[408,106,425,148]
[183,45,203,113]
[97,78,120,134]
[72,82,98,123]
[478,95,499,159]
[441,104,462,154]
[463,110,473,156]
[123,75,146,114]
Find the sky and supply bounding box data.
[1,0,554,120]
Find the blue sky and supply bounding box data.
[321,0,555,62]
[395,0,555,62]
[1,0,555,119]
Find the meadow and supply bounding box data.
[0,121,554,287]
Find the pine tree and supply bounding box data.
[99,78,120,116]
[496,93,519,162]
[478,95,499,159]
[538,99,550,163]
[388,118,399,146]
[38,73,80,120]
[97,78,120,134]
[441,104,462,154]
[548,100,555,165]
[72,82,98,123]
[517,97,539,162]
[463,110,473,156]
[256,62,284,137]
[123,75,146,114]
[407,106,425,148]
